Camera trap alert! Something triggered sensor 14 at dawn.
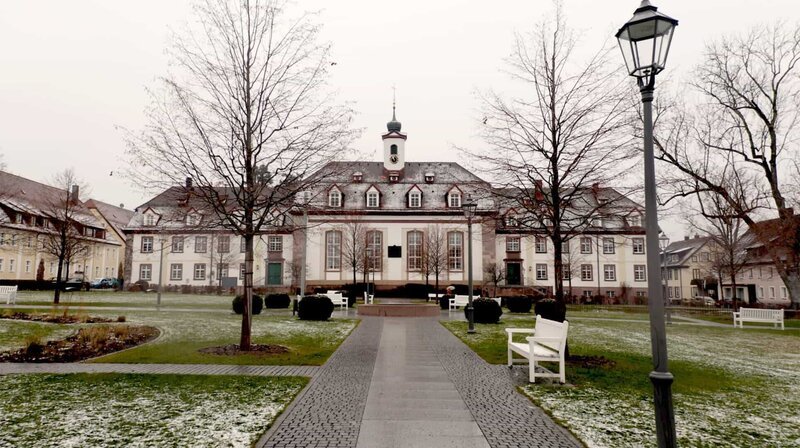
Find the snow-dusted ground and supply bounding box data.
[13,290,232,309]
[521,319,800,448]
[0,319,76,351]
[0,373,306,447]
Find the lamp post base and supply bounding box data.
[465,304,475,334]
[649,370,677,448]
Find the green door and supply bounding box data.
[267,263,283,285]
[506,262,521,285]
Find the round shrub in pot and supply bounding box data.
[439,295,453,310]
[298,295,334,321]
[505,295,533,313]
[467,298,503,324]
[265,293,291,309]
[534,298,567,322]
[232,294,264,315]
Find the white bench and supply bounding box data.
[0,285,17,305]
[363,291,375,304]
[506,315,570,383]
[449,295,501,310]
[733,308,784,330]
[427,293,444,302]
[325,290,348,310]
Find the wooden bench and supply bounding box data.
[325,291,348,310]
[0,285,17,305]
[733,308,784,330]
[363,291,375,304]
[506,315,570,383]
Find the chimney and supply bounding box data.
[185,177,193,189]
[684,235,689,241]
[694,234,700,239]
[70,185,79,202]
[592,182,600,190]
[119,203,124,208]
[534,180,544,201]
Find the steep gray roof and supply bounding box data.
[662,236,711,267]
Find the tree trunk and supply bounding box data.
[54,257,64,304]
[241,232,254,350]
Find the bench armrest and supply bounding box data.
[506,328,535,343]
[527,336,563,345]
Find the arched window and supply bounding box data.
[408,190,421,208]
[447,231,463,271]
[326,231,341,271]
[390,144,398,155]
[407,231,423,271]
[366,231,382,271]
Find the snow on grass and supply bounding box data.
[0,373,307,447]
[0,319,76,351]
[13,290,233,309]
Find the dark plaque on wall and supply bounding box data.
[387,245,402,258]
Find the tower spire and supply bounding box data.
[386,86,402,132]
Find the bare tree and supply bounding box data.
[40,169,89,304]
[688,192,748,308]
[466,2,634,313]
[125,0,356,349]
[653,22,800,307]
[425,224,448,296]
[339,217,367,292]
[483,262,505,298]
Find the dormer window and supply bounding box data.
[186,213,201,226]
[328,187,342,207]
[367,191,379,208]
[144,214,156,226]
[425,172,435,183]
[506,215,518,227]
[353,172,363,183]
[591,217,603,228]
[628,214,641,227]
[409,191,421,208]
[448,191,462,208]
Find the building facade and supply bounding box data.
[126,112,651,299]
[0,171,125,283]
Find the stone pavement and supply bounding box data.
[259,316,581,448]
[0,362,318,377]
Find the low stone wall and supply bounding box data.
[357,304,440,317]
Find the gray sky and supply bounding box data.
[0,0,796,238]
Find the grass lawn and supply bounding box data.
[91,310,357,365]
[0,373,306,447]
[0,319,76,351]
[442,314,800,448]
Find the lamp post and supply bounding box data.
[366,248,375,299]
[616,2,678,447]
[462,196,478,334]
[659,233,671,324]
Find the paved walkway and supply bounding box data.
[0,362,319,377]
[259,317,580,448]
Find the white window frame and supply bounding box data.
[407,231,423,271]
[326,231,341,271]
[194,263,206,280]
[367,191,379,208]
[144,214,155,226]
[170,263,182,281]
[604,264,616,281]
[328,189,342,207]
[603,237,615,254]
[632,238,645,254]
[580,264,593,281]
[139,264,152,281]
[535,236,547,253]
[217,235,230,253]
[141,236,153,253]
[506,236,520,252]
[366,231,382,271]
[195,236,207,253]
[408,190,421,208]
[634,265,646,282]
[536,263,548,281]
[268,236,283,252]
[448,231,463,271]
[580,237,593,254]
[448,191,462,208]
[172,236,184,253]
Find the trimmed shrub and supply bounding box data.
[505,295,533,313]
[469,298,503,324]
[439,295,452,310]
[534,299,566,322]
[265,293,291,309]
[232,294,264,315]
[298,295,334,321]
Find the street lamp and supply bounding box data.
[462,195,478,334]
[616,2,678,447]
[366,248,375,300]
[659,233,671,324]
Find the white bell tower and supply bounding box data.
[382,99,406,171]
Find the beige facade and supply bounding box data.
[662,236,717,302]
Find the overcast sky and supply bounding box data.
[0,0,796,237]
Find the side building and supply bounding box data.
[0,170,125,284]
[124,181,294,292]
